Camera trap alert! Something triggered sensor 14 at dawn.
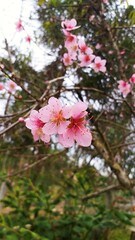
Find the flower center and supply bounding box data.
[52,111,65,125]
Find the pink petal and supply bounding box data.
[57,121,70,134]
[75,129,92,147]
[39,106,52,122]
[71,101,88,118]
[42,122,58,135]
[48,97,62,112]
[59,130,74,148]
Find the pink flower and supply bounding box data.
[7,80,17,93]
[63,53,73,66]
[130,74,135,84]
[118,80,131,97]
[92,56,106,72]
[78,53,95,67]
[16,19,23,31]
[64,32,77,49]
[25,110,50,142]
[95,43,102,50]
[59,102,92,147]
[61,19,80,31]
[0,82,4,91]
[67,43,78,60]
[78,38,93,54]
[25,35,31,43]
[39,97,70,135]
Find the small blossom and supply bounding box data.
[78,53,95,67]
[25,35,32,43]
[0,82,4,91]
[7,80,17,93]
[39,97,70,135]
[95,43,102,50]
[92,56,106,73]
[118,80,131,97]
[102,0,109,3]
[130,74,135,84]
[64,32,77,49]
[63,53,73,66]
[61,19,80,31]
[25,110,50,142]
[16,19,23,31]
[78,38,93,55]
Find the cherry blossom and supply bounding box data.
[92,56,106,73]
[61,19,80,31]
[78,38,93,54]
[25,35,32,43]
[118,80,131,97]
[64,32,77,49]
[78,53,95,67]
[6,80,17,93]
[25,110,50,142]
[95,43,102,50]
[130,74,135,84]
[39,97,70,135]
[63,53,73,66]
[0,82,4,91]
[16,19,23,31]
[59,102,92,147]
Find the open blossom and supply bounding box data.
[78,38,93,55]
[16,19,23,31]
[0,82,4,91]
[130,74,135,84]
[118,80,131,97]
[59,102,92,148]
[61,18,80,31]
[78,53,95,67]
[39,97,70,135]
[25,110,50,142]
[63,53,73,66]
[64,32,77,49]
[67,43,78,60]
[92,56,106,72]
[7,80,17,93]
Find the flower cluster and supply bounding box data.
[118,73,135,97]
[25,97,92,148]
[61,19,106,73]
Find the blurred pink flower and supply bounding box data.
[7,80,17,93]
[39,97,70,135]
[0,82,4,91]
[102,0,109,4]
[61,19,80,31]
[16,19,23,31]
[25,110,50,142]
[118,80,131,97]
[78,53,95,67]
[59,102,92,147]
[95,43,102,50]
[25,35,32,43]
[63,53,73,66]
[92,56,106,72]
[130,74,135,84]
[89,15,95,22]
